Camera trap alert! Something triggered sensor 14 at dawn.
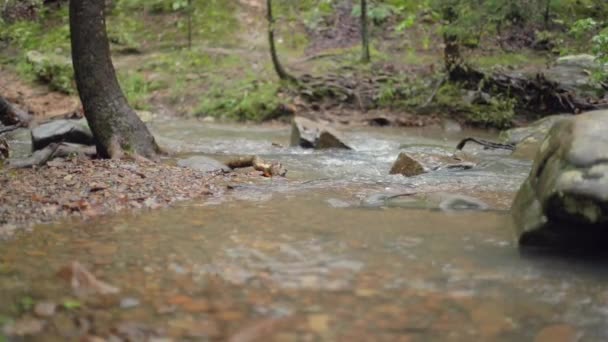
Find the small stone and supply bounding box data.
[3,316,46,336]
[534,324,578,342]
[389,153,425,177]
[34,302,57,317]
[120,297,141,309]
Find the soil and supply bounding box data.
[0,68,82,122]
[0,156,232,238]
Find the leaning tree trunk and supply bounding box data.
[266,0,296,82]
[360,0,370,63]
[69,0,160,159]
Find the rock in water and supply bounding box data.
[389,151,476,177]
[502,114,571,160]
[177,156,229,173]
[31,119,94,151]
[290,117,351,150]
[389,152,425,177]
[512,110,608,248]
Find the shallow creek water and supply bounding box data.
[1,120,608,341]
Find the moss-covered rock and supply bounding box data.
[512,110,608,248]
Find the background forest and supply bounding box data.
[1,0,608,127]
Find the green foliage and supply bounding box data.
[434,83,515,128]
[118,72,164,110]
[196,81,285,121]
[352,3,396,24]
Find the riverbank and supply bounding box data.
[0,157,229,238]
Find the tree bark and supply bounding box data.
[266,0,297,82]
[69,0,160,159]
[360,0,370,63]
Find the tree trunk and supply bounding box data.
[441,6,468,81]
[69,0,160,159]
[543,0,551,29]
[187,0,192,49]
[360,0,370,63]
[266,0,296,82]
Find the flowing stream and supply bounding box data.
[1,120,608,341]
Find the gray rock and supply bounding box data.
[31,119,94,151]
[502,115,572,160]
[389,151,476,177]
[290,117,352,150]
[177,156,229,173]
[544,54,606,98]
[512,110,608,247]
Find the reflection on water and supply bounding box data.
[1,121,605,340]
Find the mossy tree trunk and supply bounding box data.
[360,0,371,63]
[266,0,297,82]
[69,0,160,159]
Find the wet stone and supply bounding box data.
[290,116,352,150]
[176,155,229,173]
[33,301,57,317]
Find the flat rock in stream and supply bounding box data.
[177,156,229,173]
[31,119,94,151]
[512,110,608,248]
[290,116,352,149]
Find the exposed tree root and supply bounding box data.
[7,143,96,169]
[456,137,516,151]
[448,63,604,114]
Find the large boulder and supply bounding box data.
[177,156,229,173]
[503,115,572,159]
[389,151,476,177]
[31,119,94,151]
[290,117,352,150]
[544,54,607,98]
[512,110,608,247]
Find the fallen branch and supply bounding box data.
[6,143,96,169]
[0,124,20,135]
[226,155,287,177]
[456,137,515,151]
[7,143,60,169]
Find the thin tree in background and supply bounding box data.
[187,0,193,49]
[70,0,160,159]
[360,0,371,63]
[266,0,297,82]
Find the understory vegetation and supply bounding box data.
[1,0,607,126]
